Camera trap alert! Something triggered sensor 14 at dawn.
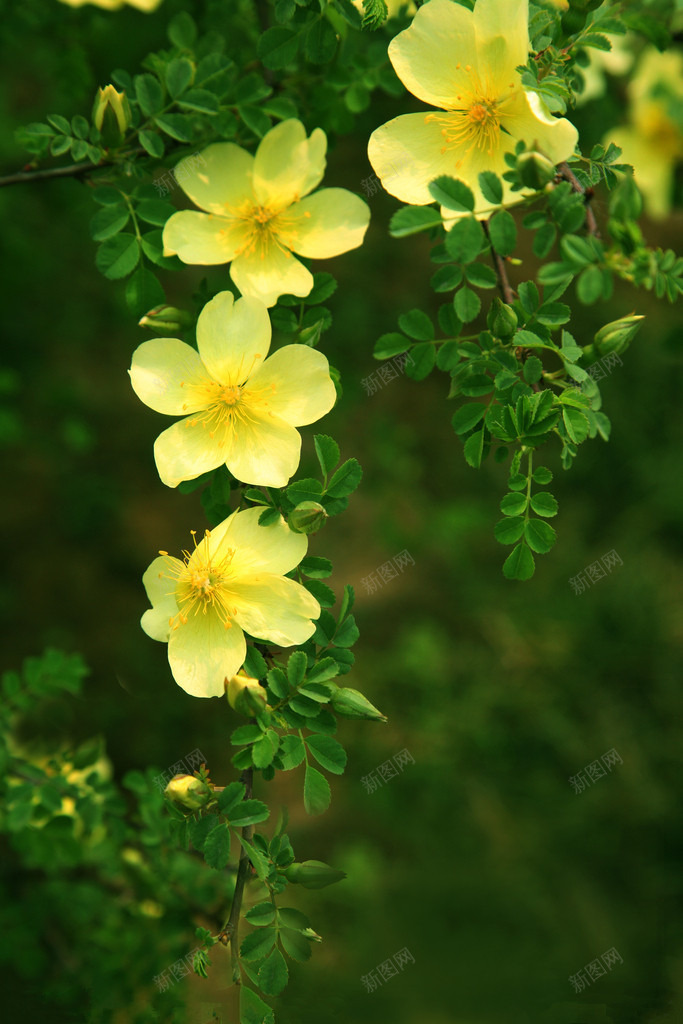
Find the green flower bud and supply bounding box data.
[227,672,267,717]
[487,297,518,340]
[593,314,644,358]
[92,85,131,147]
[331,687,387,722]
[288,501,328,535]
[138,305,193,335]
[283,860,346,889]
[165,774,212,812]
[517,149,556,190]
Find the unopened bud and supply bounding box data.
[92,85,130,147]
[331,687,386,722]
[139,305,193,335]
[283,860,346,889]
[227,672,267,717]
[517,149,556,190]
[288,501,328,535]
[165,774,212,812]
[593,314,644,358]
[487,297,518,340]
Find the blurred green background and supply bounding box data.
[1,2,682,1022]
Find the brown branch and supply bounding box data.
[558,160,600,237]
[0,160,98,189]
[483,220,515,305]
[219,767,254,985]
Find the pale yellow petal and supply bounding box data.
[232,576,320,647]
[153,416,226,488]
[388,0,475,108]
[230,244,313,307]
[289,188,370,258]
[474,0,528,86]
[224,408,303,487]
[174,142,254,214]
[253,120,327,208]
[162,211,248,264]
[196,292,271,385]
[608,127,673,219]
[129,338,212,415]
[141,555,180,641]
[168,613,246,698]
[505,90,578,164]
[246,345,336,426]
[212,506,308,577]
[369,112,467,205]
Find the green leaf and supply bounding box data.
[307,272,337,304]
[139,130,165,158]
[454,287,481,323]
[230,799,270,827]
[258,26,299,69]
[523,356,543,384]
[303,764,331,815]
[562,406,590,443]
[287,651,307,689]
[463,428,485,468]
[50,135,72,157]
[95,233,140,280]
[452,403,485,435]
[136,199,175,227]
[299,556,333,580]
[478,171,503,205]
[494,516,525,544]
[532,466,553,484]
[231,725,262,746]
[134,74,164,117]
[267,667,288,699]
[398,308,434,341]
[464,263,497,289]
[280,927,312,963]
[178,89,220,115]
[140,229,183,270]
[326,459,362,499]
[529,491,558,517]
[168,10,197,48]
[218,781,246,813]
[404,342,436,381]
[502,542,535,580]
[240,928,278,962]
[89,204,129,241]
[70,139,88,161]
[154,114,194,142]
[258,948,289,996]
[524,518,557,553]
[253,732,280,770]
[240,984,274,1024]
[304,580,335,607]
[500,491,527,516]
[314,434,340,477]
[305,19,337,63]
[203,822,232,870]
[389,205,442,238]
[47,113,71,134]
[445,216,484,263]
[278,735,306,770]
[166,57,194,98]
[71,114,89,139]
[576,264,603,304]
[306,657,339,682]
[306,734,346,775]
[373,332,409,359]
[429,175,474,211]
[91,186,123,206]
[334,614,359,648]
[125,265,165,317]
[487,210,517,256]
[431,265,463,292]
[246,903,277,927]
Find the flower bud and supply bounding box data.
[283,860,346,889]
[288,501,328,535]
[227,672,267,717]
[138,305,193,335]
[92,85,130,147]
[593,314,644,358]
[517,149,556,190]
[487,297,518,340]
[165,774,212,812]
[331,687,387,722]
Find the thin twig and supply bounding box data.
[558,160,600,237]
[220,767,254,984]
[0,161,98,189]
[483,220,515,305]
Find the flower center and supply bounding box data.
[425,68,518,168]
[224,199,309,260]
[160,531,237,630]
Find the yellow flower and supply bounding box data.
[162,120,370,306]
[606,48,683,219]
[367,0,578,217]
[59,0,162,10]
[129,290,336,489]
[141,508,319,698]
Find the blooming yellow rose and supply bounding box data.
[162,119,370,306]
[59,0,162,10]
[129,290,336,488]
[141,508,319,698]
[368,0,578,217]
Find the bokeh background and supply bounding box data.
[1,1,682,1022]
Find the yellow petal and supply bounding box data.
[505,90,578,164]
[153,416,226,488]
[141,555,180,641]
[230,243,313,307]
[246,345,336,426]
[369,112,468,205]
[608,127,673,219]
[212,506,308,577]
[129,338,212,415]
[196,292,271,385]
[162,211,248,264]
[289,188,370,258]
[173,142,254,214]
[389,0,475,108]
[224,408,303,487]
[232,576,320,647]
[168,612,246,698]
[474,0,528,86]
[253,119,327,208]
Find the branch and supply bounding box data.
[219,767,254,984]
[558,161,600,237]
[0,161,98,189]
[483,220,515,305]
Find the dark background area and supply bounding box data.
[1,1,682,1022]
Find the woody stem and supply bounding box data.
[483,220,515,304]
[558,161,600,237]
[221,767,254,984]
